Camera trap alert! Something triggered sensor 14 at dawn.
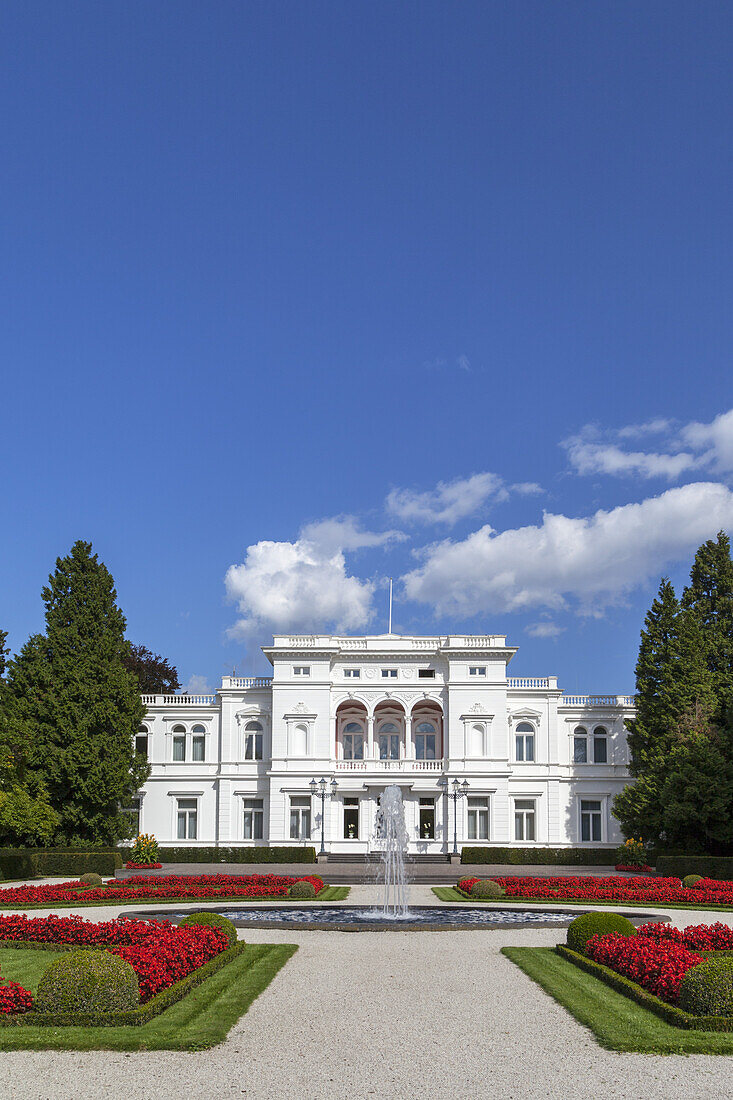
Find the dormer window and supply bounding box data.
[469,666,487,676]
[293,666,310,676]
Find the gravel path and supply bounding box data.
[1,889,733,1099]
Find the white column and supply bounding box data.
[366,715,374,760]
[404,714,413,759]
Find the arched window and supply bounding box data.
[378,721,400,760]
[515,722,535,762]
[244,720,263,761]
[191,724,206,762]
[342,720,364,761]
[573,726,588,764]
[172,724,186,762]
[415,720,436,761]
[593,726,608,764]
[469,723,485,757]
[292,723,308,755]
[135,725,149,758]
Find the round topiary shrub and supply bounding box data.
[679,958,733,1017]
[35,950,139,1014]
[469,879,505,899]
[683,874,704,889]
[566,911,636,954]
[178,911,238,948]
[78,873,103,887]
[289,880,317,900]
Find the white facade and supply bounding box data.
[132,633,635,854]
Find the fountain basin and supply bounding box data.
[124,904,661,932]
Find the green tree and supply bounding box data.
[0,786,60,847]
[0,629,8,680]
[3,541,149,845]
[122,644,180,694]
[682,531,733,712]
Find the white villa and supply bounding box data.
[131,633,636,855]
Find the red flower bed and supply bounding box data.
[0,978,33,1014]
[457,878,480,894]
[487,874,733,907]
[615,864,654,873]
[585,932,703,1002]
[0,873,325,908]
[0,913,229,1007]
[125,862,163,870]
[637,919,733,952]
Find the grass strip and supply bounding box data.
[501,946,733,1054]
[0,942,296,1051]
[431,886,733,912]
[0,884,350,911]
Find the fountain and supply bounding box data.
[373,784,409,916]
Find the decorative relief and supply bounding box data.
[469,702,484,713]
[402,668,415,679]
[365,667,377,679]
[293,702,309,714]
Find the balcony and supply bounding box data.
[334,758,445,771]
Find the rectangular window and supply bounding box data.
[515,734,535,762]
[580,800,602,842]
[243,798,264,840]
[293,666,310,676]
[469,666,487,676]
[573,736,588,764]
[192,735,205,762]
[245,732,263,760]
[289,796,311,840]
[418,669,436,679]
[342,733,364,760]
[172,736,186,762]
[344,668,361,679]
[381,668,398,679]
[176,798,197,840]
[123,796,142,837]
[467,797,489,841]
[415,733,436,760]
[379,734,400,760]
[343,797,359,839]
[593,736,608,764]
[514,799,536,841]
[135,734,148,758]
[419,797,435,840]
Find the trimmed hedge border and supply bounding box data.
[460,847,619,866]
[119,846,317,865]
[556,944,733,1032]
[0,850,122,880]
[0,941,246,1028]
[656,856,733,881]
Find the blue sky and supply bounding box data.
[3,2,733,693]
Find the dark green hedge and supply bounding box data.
[0,849,122,880]
[460,847,617,866]
[556,945,733,1032]
[0,943,246,1028]
[123,846,317,865]
[656,856,733,881]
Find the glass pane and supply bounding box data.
[301,810,310,839]
[192,737,205,762]
[173,737,185,761]
[177,812,186,840]
[593,737,607,764]
[243,812,252,840]
[255,734,263,759]
[135,735,148,757]
[526,813,535,841]
[574,737,587,763]
[289,810,299,839]
[468,812,477,840]
[425,735,435,760]
[514,813,523,841]
[478,809,489,840]
[188,812,197,840]
[581,815,590,842]
[254,812,263,840]
[515,735,524,762]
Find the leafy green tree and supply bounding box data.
[682,531,733,712]
[122,644,180,694]
[3,541,149,845]
[0,629,8,680]
[0,786,60,847]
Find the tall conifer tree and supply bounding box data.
[4,542,148,844]
[681,531,733,711]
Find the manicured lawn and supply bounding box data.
[502,946,733,1054]
[0,884,350,911]
[432,886,733,912]
[0,947,67,992]
[0,943,296,1050]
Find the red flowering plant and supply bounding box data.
[585,931,703,1003]
[637,920,733,952]
[0,975,33,1015]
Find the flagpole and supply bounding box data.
[388,578,393,634]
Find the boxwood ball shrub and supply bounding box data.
[289,880,317,899]
[469,879,505,899]
[566,911,636,954]
[683,874,704,889]
[79,873,103,887]
[178,911,238,948]
[35,949,140,1014]
[679,958,733,1017]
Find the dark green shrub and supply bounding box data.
[178,911,238,948]
[79,872,103,887]
[683,874,704,888]
[680,959,733,1017]
[460,847,616,866]
[35,950,139,1014]
[566,911,636,954]
[120,845,317,864]
[0,849,121,879]
[469,879,505,899]
[656,855,733,881]
[289,880,317,899]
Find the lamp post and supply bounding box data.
[438,776,469,856]
[309,776,338,856]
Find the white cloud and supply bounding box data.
[682,409,733,473]
[617,418,674,439]
[526,622,564,638]
[184,674,213,695]
[386,473,508,526]
[457,354,471,372]
[225,516,399,640]
[564,438,698,480]
[402,482,733,618]
[510,482,544,496]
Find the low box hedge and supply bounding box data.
[556,944,733,1032]
[120,846,317,865]
[460,847,617,866]
[0,849,122,880]
[0,942,246,1028]
[656,855,733,881]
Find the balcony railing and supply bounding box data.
[334,758,444,771]
[221,676,273,689]
[141,694,217,706]
[560,695,635,707]
[507,677,554,689]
